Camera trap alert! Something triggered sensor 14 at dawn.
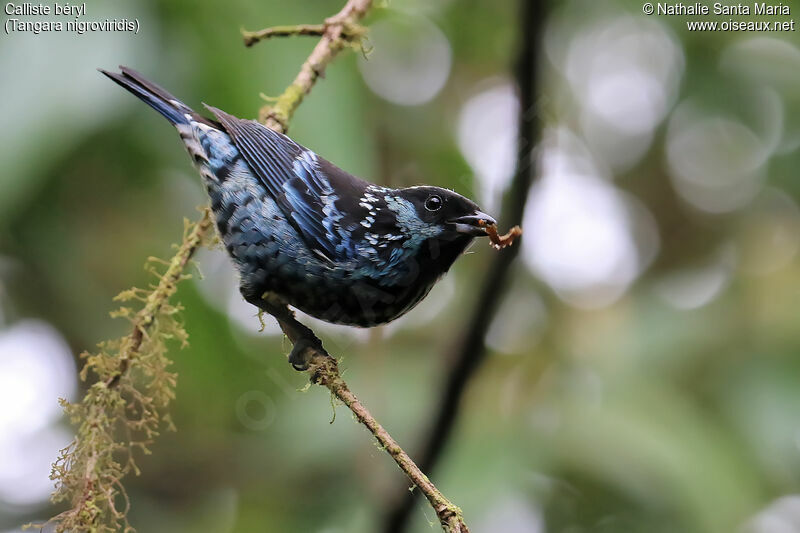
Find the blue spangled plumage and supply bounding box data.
[101,66,497,365]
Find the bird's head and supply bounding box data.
[398,186,496,239]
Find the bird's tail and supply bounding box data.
[100,66,196,126]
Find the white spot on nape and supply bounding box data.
[367,185,389,195]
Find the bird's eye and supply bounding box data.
[424,195,443,211]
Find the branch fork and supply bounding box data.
[243,0,372,131]
[242,20,366,48]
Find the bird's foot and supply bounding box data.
[288,336,325,371]
[240,287,330,371]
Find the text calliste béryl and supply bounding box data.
[4,2,87,16]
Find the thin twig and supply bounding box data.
[251,0,373,131]
[242,23,326,47]
[381,0,544,530]
[307,355,470,533]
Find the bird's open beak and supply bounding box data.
[448,211,497,236]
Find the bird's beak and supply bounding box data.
[448,211,497,236]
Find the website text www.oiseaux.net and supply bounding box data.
[642,3,796,32]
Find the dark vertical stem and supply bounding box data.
[380,0,543,530]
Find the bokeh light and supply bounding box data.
[194,247,282,337]
[0,321,76,507]
[474,495,543,533]
[736,188,800,276]
[654,245,735,310]
[486,288,547,355]
[549,13,684,171]
[522,129,659,308]
[666,105,770,213]
[457,80,519,214]
[358,12,452,106]
[745,495,800,533]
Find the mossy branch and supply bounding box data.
[241,23,326,46]
[104,209,214,389]
[42,210,214,533]
[246,0,372,132]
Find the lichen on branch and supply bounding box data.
[40,210,213,533]
[247,0,373,132]
[241,23,326,46]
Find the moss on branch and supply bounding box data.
[40,210,214,533]
[251,0,373,132]
[241,23,326,46]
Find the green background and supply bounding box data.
[2,0,800,532]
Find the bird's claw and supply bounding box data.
[288,336,324,371]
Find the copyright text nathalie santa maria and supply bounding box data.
[657,3,790,15]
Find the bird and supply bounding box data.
[101,66,498,369]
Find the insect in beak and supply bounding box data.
[448,211,497,236]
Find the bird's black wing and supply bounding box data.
[206,105,369,263]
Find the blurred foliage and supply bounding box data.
[2,0,800,533]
